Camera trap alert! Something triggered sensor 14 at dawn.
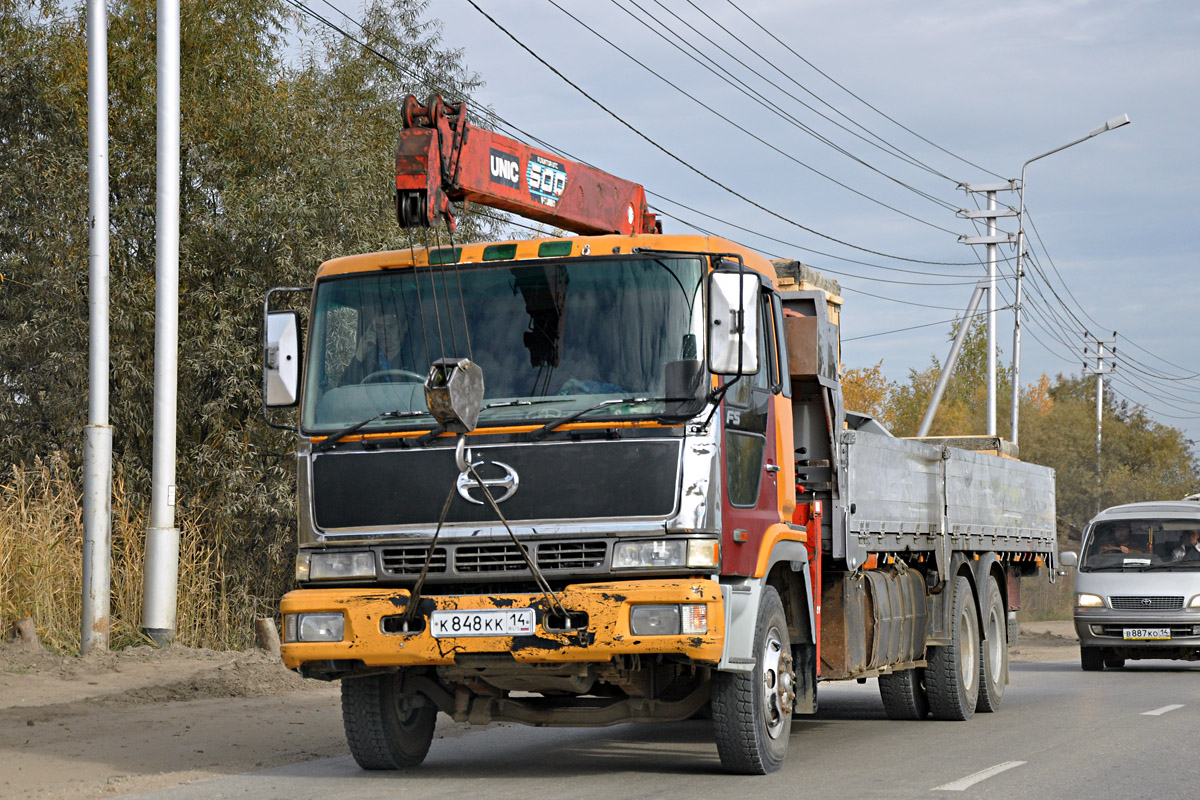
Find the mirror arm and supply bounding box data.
[700,375,740,430]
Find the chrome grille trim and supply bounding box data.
[1110,596,1184,611]
[537,541,607,570]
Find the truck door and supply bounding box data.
[721,287,785,575]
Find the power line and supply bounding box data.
[843,303,1013,342]
[462,0,983,266]
[720,0,1007,181]
[542,0,963,234]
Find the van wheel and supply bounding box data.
[926,576,979,721]
[878,668,929,720]
[712,586,793,774]
[342,671,437,769]
[1104,655,1126,669]
[976,576,1007,713]
[1080,647,1105,671]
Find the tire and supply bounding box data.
[878,668,929,720]
[342,671,437,769]
[1080,646,1105,671]
[1104,655,1126,669]
[712,585,794,774]
[926,575,980,721]
[976,576,1008,713]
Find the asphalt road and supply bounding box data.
[128,658,1199,800]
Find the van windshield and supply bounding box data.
[1079,519,1200,571]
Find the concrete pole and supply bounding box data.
[986,190,997,436]
[1009,232,1023,445]
[917,283,986,438]
[142,0,181,646]
[82,0,113,655]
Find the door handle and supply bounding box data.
[765,464,781,474]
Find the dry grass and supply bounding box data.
[1019,567,1075,621]
[0,457,264,654]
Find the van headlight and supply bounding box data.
[1076,593,1105,608]
[612,539,719,570]
[308,551,376,580]
[1188,595,1200,609]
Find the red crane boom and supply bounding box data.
[395,95,660,236]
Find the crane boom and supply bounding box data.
[395,95,660,236]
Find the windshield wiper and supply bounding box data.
[530,397,691,441]
[313,409,431,452]
[1142,561,1200,571]
[481,398,562,411]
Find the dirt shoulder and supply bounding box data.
[1,621,1079,799]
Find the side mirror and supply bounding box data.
[1059,551,1078,568]
[707,270,759,376]
[264,310,301,407]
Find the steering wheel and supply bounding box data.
[361,369,426,385]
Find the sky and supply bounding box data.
[317,0,1200,446]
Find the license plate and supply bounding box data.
[1123,627,1170,640]
[430,608,535,638]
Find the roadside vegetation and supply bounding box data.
[0,0,497,651]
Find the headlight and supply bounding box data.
[613,539,685,569]
[1076,593,1105,608]
[283,612,345,642]
[612,539,719,570]
[309,551,376,580]
[629,603,708,635]
[1188,595,1200,609]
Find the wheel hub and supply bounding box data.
[761,627,795,739]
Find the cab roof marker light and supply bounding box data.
[537,240,573,258]
[427,247,462,265]
[482,243,518,261]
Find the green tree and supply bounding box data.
[0,0,500,618]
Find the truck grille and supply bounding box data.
[377,540,610,578]
[380,546,447,575]
[1110,596,1184,611]
[456,544,529,573]
[537,541,607,570]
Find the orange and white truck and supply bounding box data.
[263,95,1057,774]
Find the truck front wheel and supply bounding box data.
[712,585,794,774]
[926,575,980,721]
[341,671,437,769]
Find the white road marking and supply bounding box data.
[1142,704,1184,716]
[933,761,1027,791]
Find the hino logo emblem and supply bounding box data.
[456,460,520,505]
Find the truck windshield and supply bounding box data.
[1079,518,1200,571]
[301,256,706,434]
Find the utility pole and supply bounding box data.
[82,0,113,654]
[1083,332,1116,514]
[142,0,181,646]
[958,182,1018,438]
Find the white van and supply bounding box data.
[1061,501,1200,670]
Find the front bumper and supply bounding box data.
[1074,611,1200,658]
[280,578,724,671]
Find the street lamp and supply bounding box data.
[1010,113,1131,445]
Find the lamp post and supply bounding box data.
[1010,113,1131,445]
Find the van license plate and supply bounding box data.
[430,609,535,638]
[1123,627,1170,640]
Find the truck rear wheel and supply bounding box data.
[926,575,979,721]
[712,586,794,774]
[878,668,929,720]
[341,671,437,769]
[976,576,1007,713]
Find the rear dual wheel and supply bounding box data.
[976,576,1007,713]
[926,576,980,721]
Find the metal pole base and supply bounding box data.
[142,627,175,647]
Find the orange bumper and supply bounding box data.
[280,578,724,670]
